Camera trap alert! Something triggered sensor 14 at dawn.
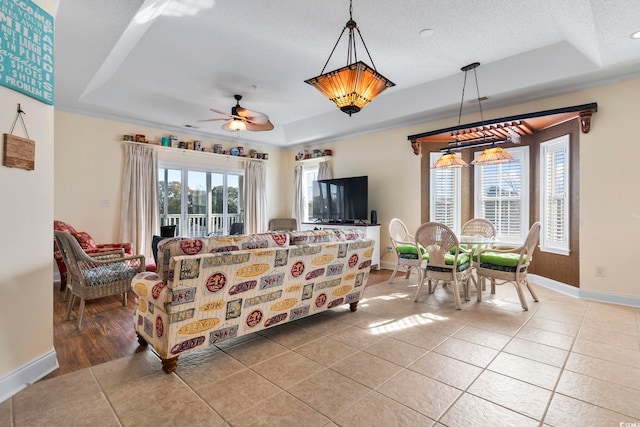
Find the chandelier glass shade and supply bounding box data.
[433,151,469,168]
[471,145,514,165]
[305,0,394,115]
[305,61,394,115]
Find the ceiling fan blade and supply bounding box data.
[198,118,230,122]
[237,106,270,125]
[245,120,274,131]
[209,108,233,117]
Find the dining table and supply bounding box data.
[458,235,498,291]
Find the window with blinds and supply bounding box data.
[474,146,529,244]
[540,135,570,255]
[429,152,461,233]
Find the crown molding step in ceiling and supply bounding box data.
[53,1,637,146]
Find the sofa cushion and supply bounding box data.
[73,231,97,250]
[288,230,342,245]
[156,233,291,281]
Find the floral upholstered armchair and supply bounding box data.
[53,220,133,291]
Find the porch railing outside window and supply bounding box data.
[160,213,243,237]
[159,166,244,238]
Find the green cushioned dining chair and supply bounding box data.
[413,222,477,310]
[475,222,541,311]
[388,218,423,284]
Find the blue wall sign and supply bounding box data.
[0,0,54,105]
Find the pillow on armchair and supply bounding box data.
[73,231,98,250]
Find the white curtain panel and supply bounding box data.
[244,160,267,234]
[318,160,332,180]
[292,164,304,229]
[120,144,158,258]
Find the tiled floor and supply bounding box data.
[3,272,640,426]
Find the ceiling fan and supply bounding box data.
[200,94,274,132]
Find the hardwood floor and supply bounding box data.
[44,269,392,381]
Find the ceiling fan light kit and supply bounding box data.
[200,94,274,132]
[432,62,514,168]
[305,0,395,115]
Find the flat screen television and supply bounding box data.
[312,176,368,223]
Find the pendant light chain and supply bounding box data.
[472,67,488,141]
[456,70,470,144]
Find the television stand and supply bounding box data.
[301,222,381,270]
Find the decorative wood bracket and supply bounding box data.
[410,140,421,155]
[579,111,592,133]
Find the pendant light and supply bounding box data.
[304,0,395,115]
[432,62,514,168]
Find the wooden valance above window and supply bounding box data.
[407,102,597,155]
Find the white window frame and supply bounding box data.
[158,161,244,237]
[429,152,462,234]
[473,146,530,245]
[539,135,570,255]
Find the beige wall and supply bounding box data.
[54,111,286,247]
[0,0,55,381]
[285,77,640,299]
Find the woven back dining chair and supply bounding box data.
[461,218,496,240]
[475,222,541,311]
[388,218,422,284]
[414,222,476,310]
[54,231,145,329]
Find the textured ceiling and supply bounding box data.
[54,0,640,148]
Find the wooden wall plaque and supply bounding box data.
[3,134,35,171]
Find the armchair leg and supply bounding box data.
[122,292,127,306]
[65,294,75,320]
[77,299,86,329]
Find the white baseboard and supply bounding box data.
[0,349,59,403]
[376,267,640,309]
[518,274,640,308]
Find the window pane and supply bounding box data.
[157,165,243,238]
[475,146,529,243]
[303,169,318,221]
[429,152,461,233]
[227,174,243,233]
[540,135,569,254]
[210,173,224,235]
[188,171,207,237]
[158,168,182,234]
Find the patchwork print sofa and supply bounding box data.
[132,229,375,373]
